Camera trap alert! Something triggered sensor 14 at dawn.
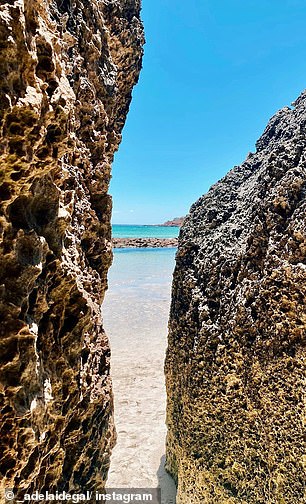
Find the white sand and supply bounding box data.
[102,249,177,504]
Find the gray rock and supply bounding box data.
[165,92,306,503]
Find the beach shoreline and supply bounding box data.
[103,248,177,503]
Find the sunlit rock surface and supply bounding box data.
[0,0,143,495]
[166,92,306,503]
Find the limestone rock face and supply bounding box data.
[165,93,306,503]
[0,0,143,495]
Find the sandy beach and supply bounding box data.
[102,249,177,503]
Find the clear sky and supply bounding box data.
[110,0,306,225]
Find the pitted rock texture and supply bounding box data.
[0,0,143,496]
[165,92,306,503]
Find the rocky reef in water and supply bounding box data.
[165,92,306,503]
[112,237,178,248]
[0,0,143,496]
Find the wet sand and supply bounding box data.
[102,248,177,503]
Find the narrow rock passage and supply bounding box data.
[102,248,177,503]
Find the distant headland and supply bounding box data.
[159,216,185,227]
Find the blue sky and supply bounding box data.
[111,0,306,225]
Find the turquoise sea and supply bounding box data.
[112,224,179,239]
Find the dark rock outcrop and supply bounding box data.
[165,93,306,503]
[0,0,143,496]
[113,237,178,248]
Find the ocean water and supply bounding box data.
[105,247,176,300]
[103,247,177,501]
[112,224,179,239]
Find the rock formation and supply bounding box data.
[0,0,143,497]
[166,93,306,503]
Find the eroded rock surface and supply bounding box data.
[166,93,306,503]
[0,0,143,496]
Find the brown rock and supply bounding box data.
[0,0,143,496]
[165,93,306,502]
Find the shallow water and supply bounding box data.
[112,224,179,239]
[103,248,177,503]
